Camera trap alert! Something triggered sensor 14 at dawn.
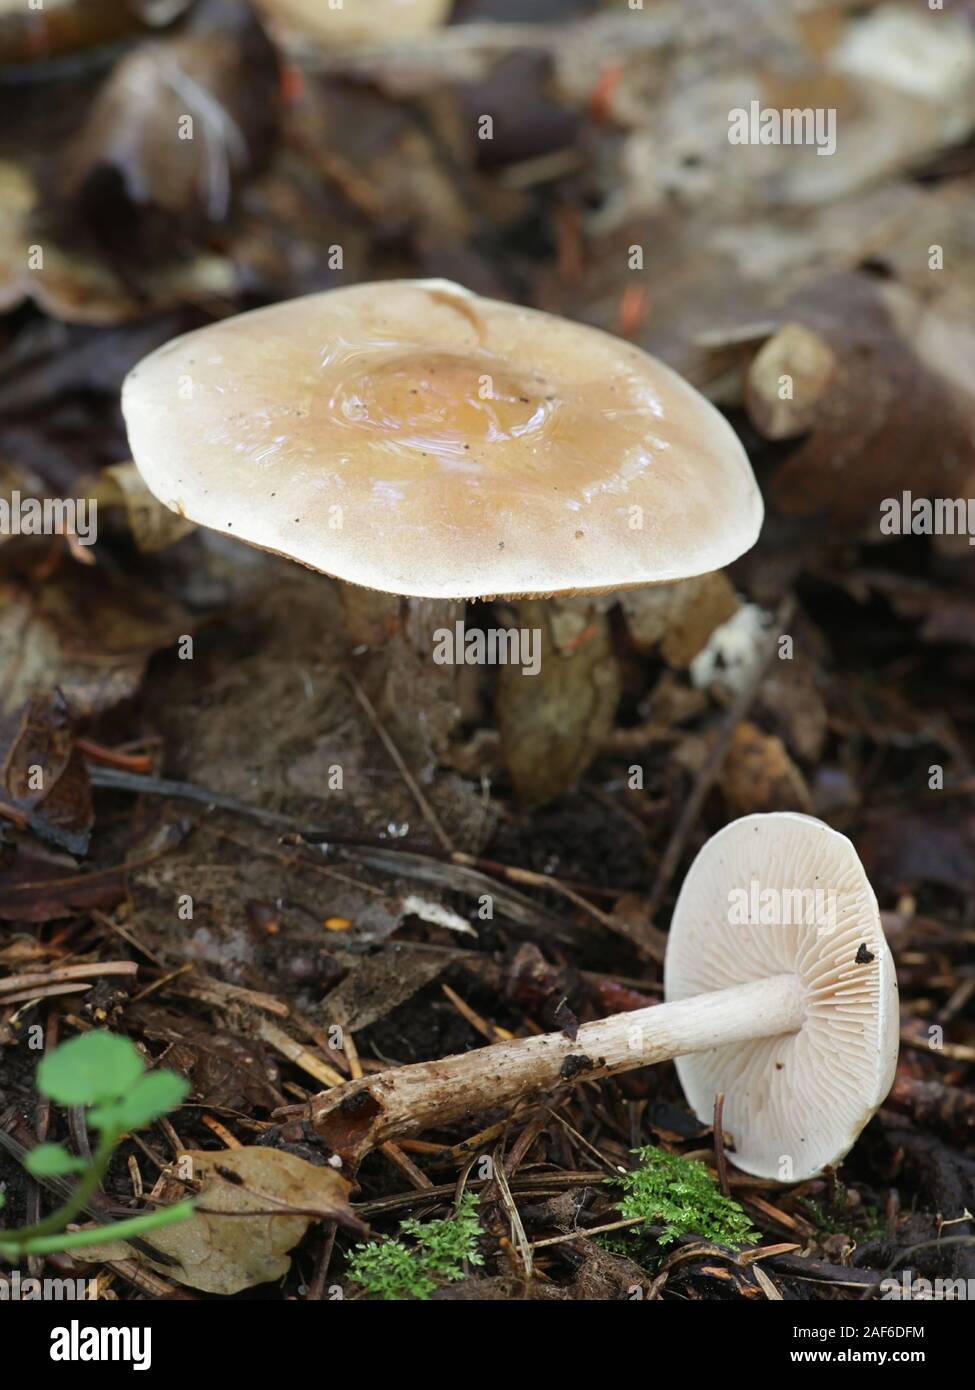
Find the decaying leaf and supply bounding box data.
[620,574,739,667]
[0,692,93,854]
[321,946,449,1033]
[0,570,188,718]
[130,1003,284,1112]
[720,721,812,817]
[72,1146,364,1294]
[0,841,125,924]
[745,323,838,441]
[0,158,240,323]
[756,655,829,765]
[746,274,975,532]
[63,0,280,262]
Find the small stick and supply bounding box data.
[200,1115,242,1149]
[127,1155,144,1199]
[713,1092,730,1197]
[91,909,163,967]
[76,739,153,773]
[345,672,454,853]
[88,765,295,830]
[531,1216,645,1250]
[306,1223,338,1301]
[1,982,92,1006]
[130,962,193,1006]
[0,962,138,996]
[441,983,511,1043]
[257,1019,345,1089]
[379,1142,434,1191]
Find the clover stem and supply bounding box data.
[9,1129,117,1247]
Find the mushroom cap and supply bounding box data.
[664,812,898,1181]
[121,278,763,600]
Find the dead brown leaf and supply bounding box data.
[73,1146,364,1295]
[0,569,188,718]
[0,842,124,923]
[720,721,812,817]
[620,574,739,667]
[0,691,93,854]
[63,0,280,263]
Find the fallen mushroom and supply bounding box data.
[309,813,898,1182]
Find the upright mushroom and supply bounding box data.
[121,278,763,788]
[309,813,899,1181]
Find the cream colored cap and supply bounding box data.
[664,813,899,1182]
[121,279,763,599]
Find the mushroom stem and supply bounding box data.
[311,973,805,1164]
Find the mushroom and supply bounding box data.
[121,278,762,600]
[121,277,763,791]
[309,813,899,1181]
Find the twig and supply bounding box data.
[257,1018,345,1089]
[91,909,163,967]
[345,672,454,853]
[379,1142,434,1191]
[355,1170,604,1220]
[492,1143,532,1277]
[0,962,138,997]
[1,982,92,1006]
[171,972,290,1020]
[451,851,654,957]
[306,1223,338,1301]
[713,1093,730,1197]
[130,962,193,1006]
[77,739,153,773]
[530,1216,645,1250]
[200,1115,242,1149]
[88,766,295,830]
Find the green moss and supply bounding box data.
[797,1189,885,1240]
[347,1193,484,1300]
[608,1146,760,1250]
